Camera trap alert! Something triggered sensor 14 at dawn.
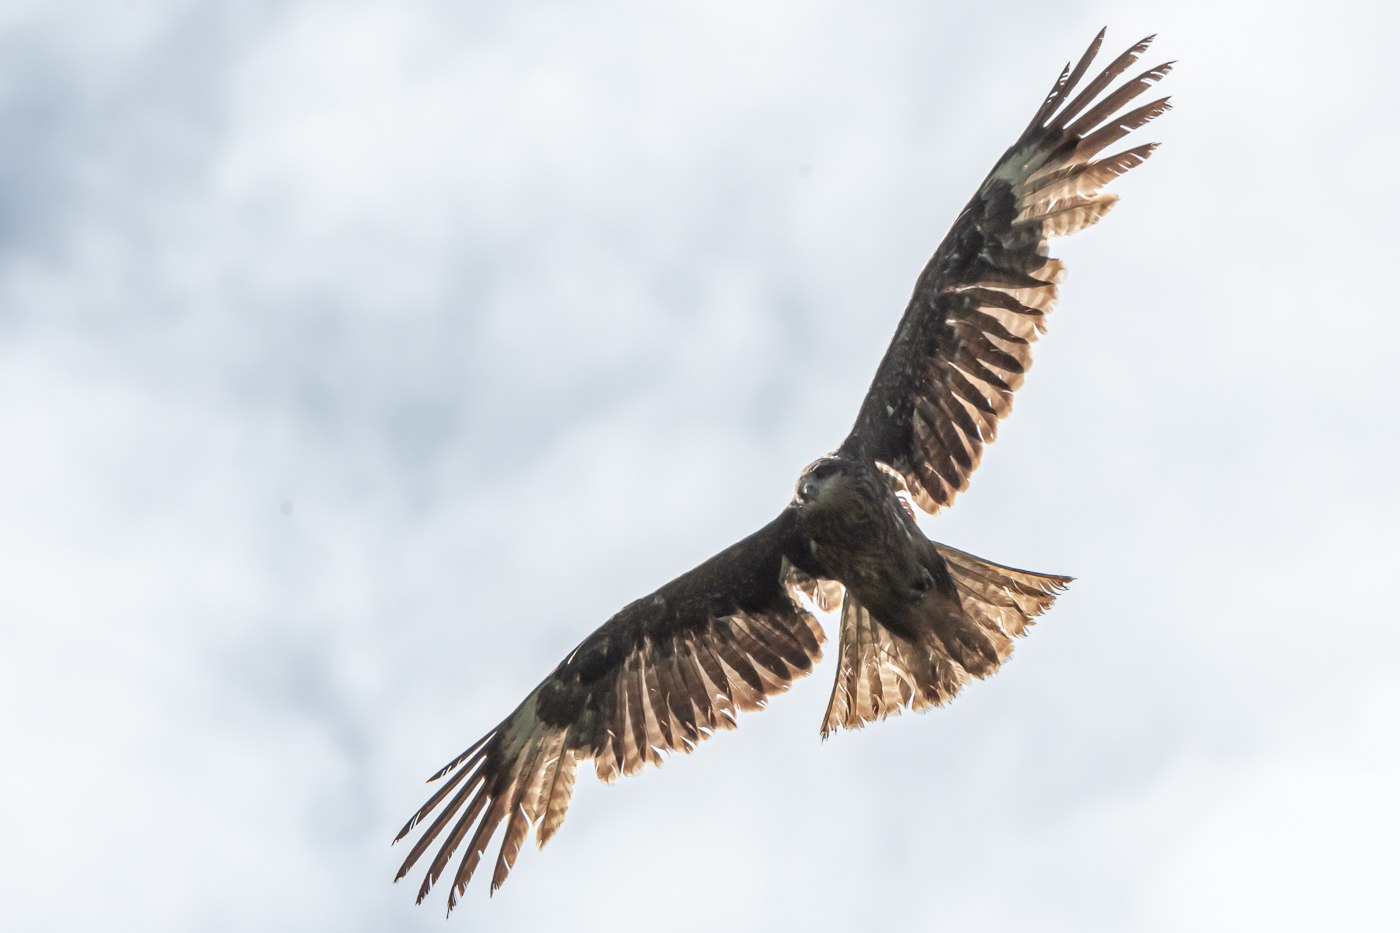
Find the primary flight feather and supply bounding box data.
[394,29,1171,913]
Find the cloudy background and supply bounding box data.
[3,0,1397,929]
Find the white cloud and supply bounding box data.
[1142,677,1400,931]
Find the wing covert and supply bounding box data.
[840,31,1171,514]
[393,510,825,913]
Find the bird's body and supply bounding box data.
[792,456,953,641]
[394,29,1173,914]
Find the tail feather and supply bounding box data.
[820,546,1070,737]
[933,543,1070,637]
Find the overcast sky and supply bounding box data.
[3,1,1397,930]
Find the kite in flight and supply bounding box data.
[395,29,1171,913]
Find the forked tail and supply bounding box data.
[820,544,1070,737]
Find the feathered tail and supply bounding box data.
[820,543,1069,737]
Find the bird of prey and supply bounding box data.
[395,29,1171,913]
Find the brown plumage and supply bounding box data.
[395,29,1169,914]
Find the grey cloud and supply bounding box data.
[3,2,1396,930]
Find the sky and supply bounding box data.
[2,1,1397,930]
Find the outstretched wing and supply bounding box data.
[393,510,824,914]
[839,31,1171,515]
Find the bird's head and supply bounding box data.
[794,456,851,505]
